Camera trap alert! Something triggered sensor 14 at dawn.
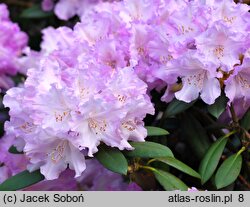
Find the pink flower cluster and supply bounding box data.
[4,24,154,180]
[0,4,28,90]
[85,0,249,106]
[43,0,250,105]
[159,0,250,105]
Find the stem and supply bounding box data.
[229,103,239,126]
[239,175,250,190]
[229,105,250,182]
[223,130,237,139]
[138,165,156,172]
[147,159,157,166]
[237,146,246,156]
[229,103,250,188]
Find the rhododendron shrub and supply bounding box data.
[0,0,249,191]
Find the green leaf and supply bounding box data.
[165,99,196,118]
[199,131,235,184]
[154,169,188,191]
[150,157,201,179]
[96,145,128,175]
[215,152,243,189]
[8,146,23,154]
[240,109,250,131]
[146,126,169,136]
[181,113,211,159]
[20,5,53,19]
[208,94,228,118]
[0,170,44,191]
[124,141,174,158]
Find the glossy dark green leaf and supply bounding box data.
[124,141,174,158]
[8,146,23,154]
[165,99,196,118]
[96,145,128,175]
[146,126,169,136]
[215,153,242,189]
[20,5,53,19]
[150,157,201,179]
[0,170,44,191]
[199,131,235,184]
[208,94,228,118]
[154,169,188,191]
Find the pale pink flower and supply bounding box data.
[225,57,250,104]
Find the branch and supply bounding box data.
[239,175,250,190]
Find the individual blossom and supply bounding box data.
[0,135,28,184]
[0,4,28,90]
[205,0,250,32]
[219,97,249,124]
[165,1,209,56]
[119,0,159,23]
[225,57,250,105]
[19,26,78,74]
[129,23,169,88]
[195,22,248,72]
[41,26,76,54]
[162,52,221,104]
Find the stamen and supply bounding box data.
[54,111,69,122]
[88,119,107,134]
[117,94,126,103]
[160,55,173,64]
[106,60,116,69]
[48,141,66,163]
[237,75,250,89]
[178,25,194,35]
[20,122,34,133]
[79,87,90,99]
[122,120,136,131]
[186,72,205,90]
[223,16,236,24]
[214,45,224,59]
[137,47,145,55]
